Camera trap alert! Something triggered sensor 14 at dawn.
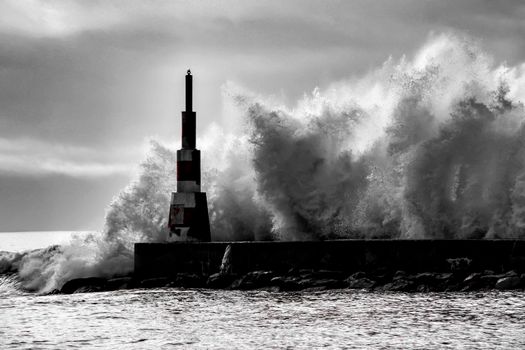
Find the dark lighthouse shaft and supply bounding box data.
[168,70,211,242]
[182,70,195,150]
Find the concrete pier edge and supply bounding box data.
[134,239,525,279]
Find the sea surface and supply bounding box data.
[1,232,524,349]
[1,288,524,349]
[0,231,87,252]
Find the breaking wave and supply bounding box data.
[3,32,525,293]
[232,33,525,240]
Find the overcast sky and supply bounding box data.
[1,0,525,231]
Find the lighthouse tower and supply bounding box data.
[168,70,211,242]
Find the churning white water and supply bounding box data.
[2,33,525,293]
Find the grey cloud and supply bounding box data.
[0,137,136,177]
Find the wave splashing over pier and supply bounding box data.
[104,33,525,243]
[220,33,525,240]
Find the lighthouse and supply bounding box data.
[167,70,211,242]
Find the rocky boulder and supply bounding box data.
[377,278,415,292]
[269,276,302,291]
[230,271,275,290]
[297,278,345,290]
[495,276,522,290]
[346,277,375,289]
[106,277,135,291]
[60,277,107,294]
[207,273,237,289]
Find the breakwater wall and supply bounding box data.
[134,240,525,279]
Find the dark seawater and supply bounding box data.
[1,288,524,349]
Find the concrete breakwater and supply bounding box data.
[56,239,525,294]
[134,240,525,277]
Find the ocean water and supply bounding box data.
[0,287,524,349]
[0,231,86,252]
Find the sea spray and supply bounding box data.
[233,33,525,240]
[201,125,274,241]
[2,32,525,293]
[0,274,24,296]
[0,143,178,293]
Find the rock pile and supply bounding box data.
[57,268,525,294]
